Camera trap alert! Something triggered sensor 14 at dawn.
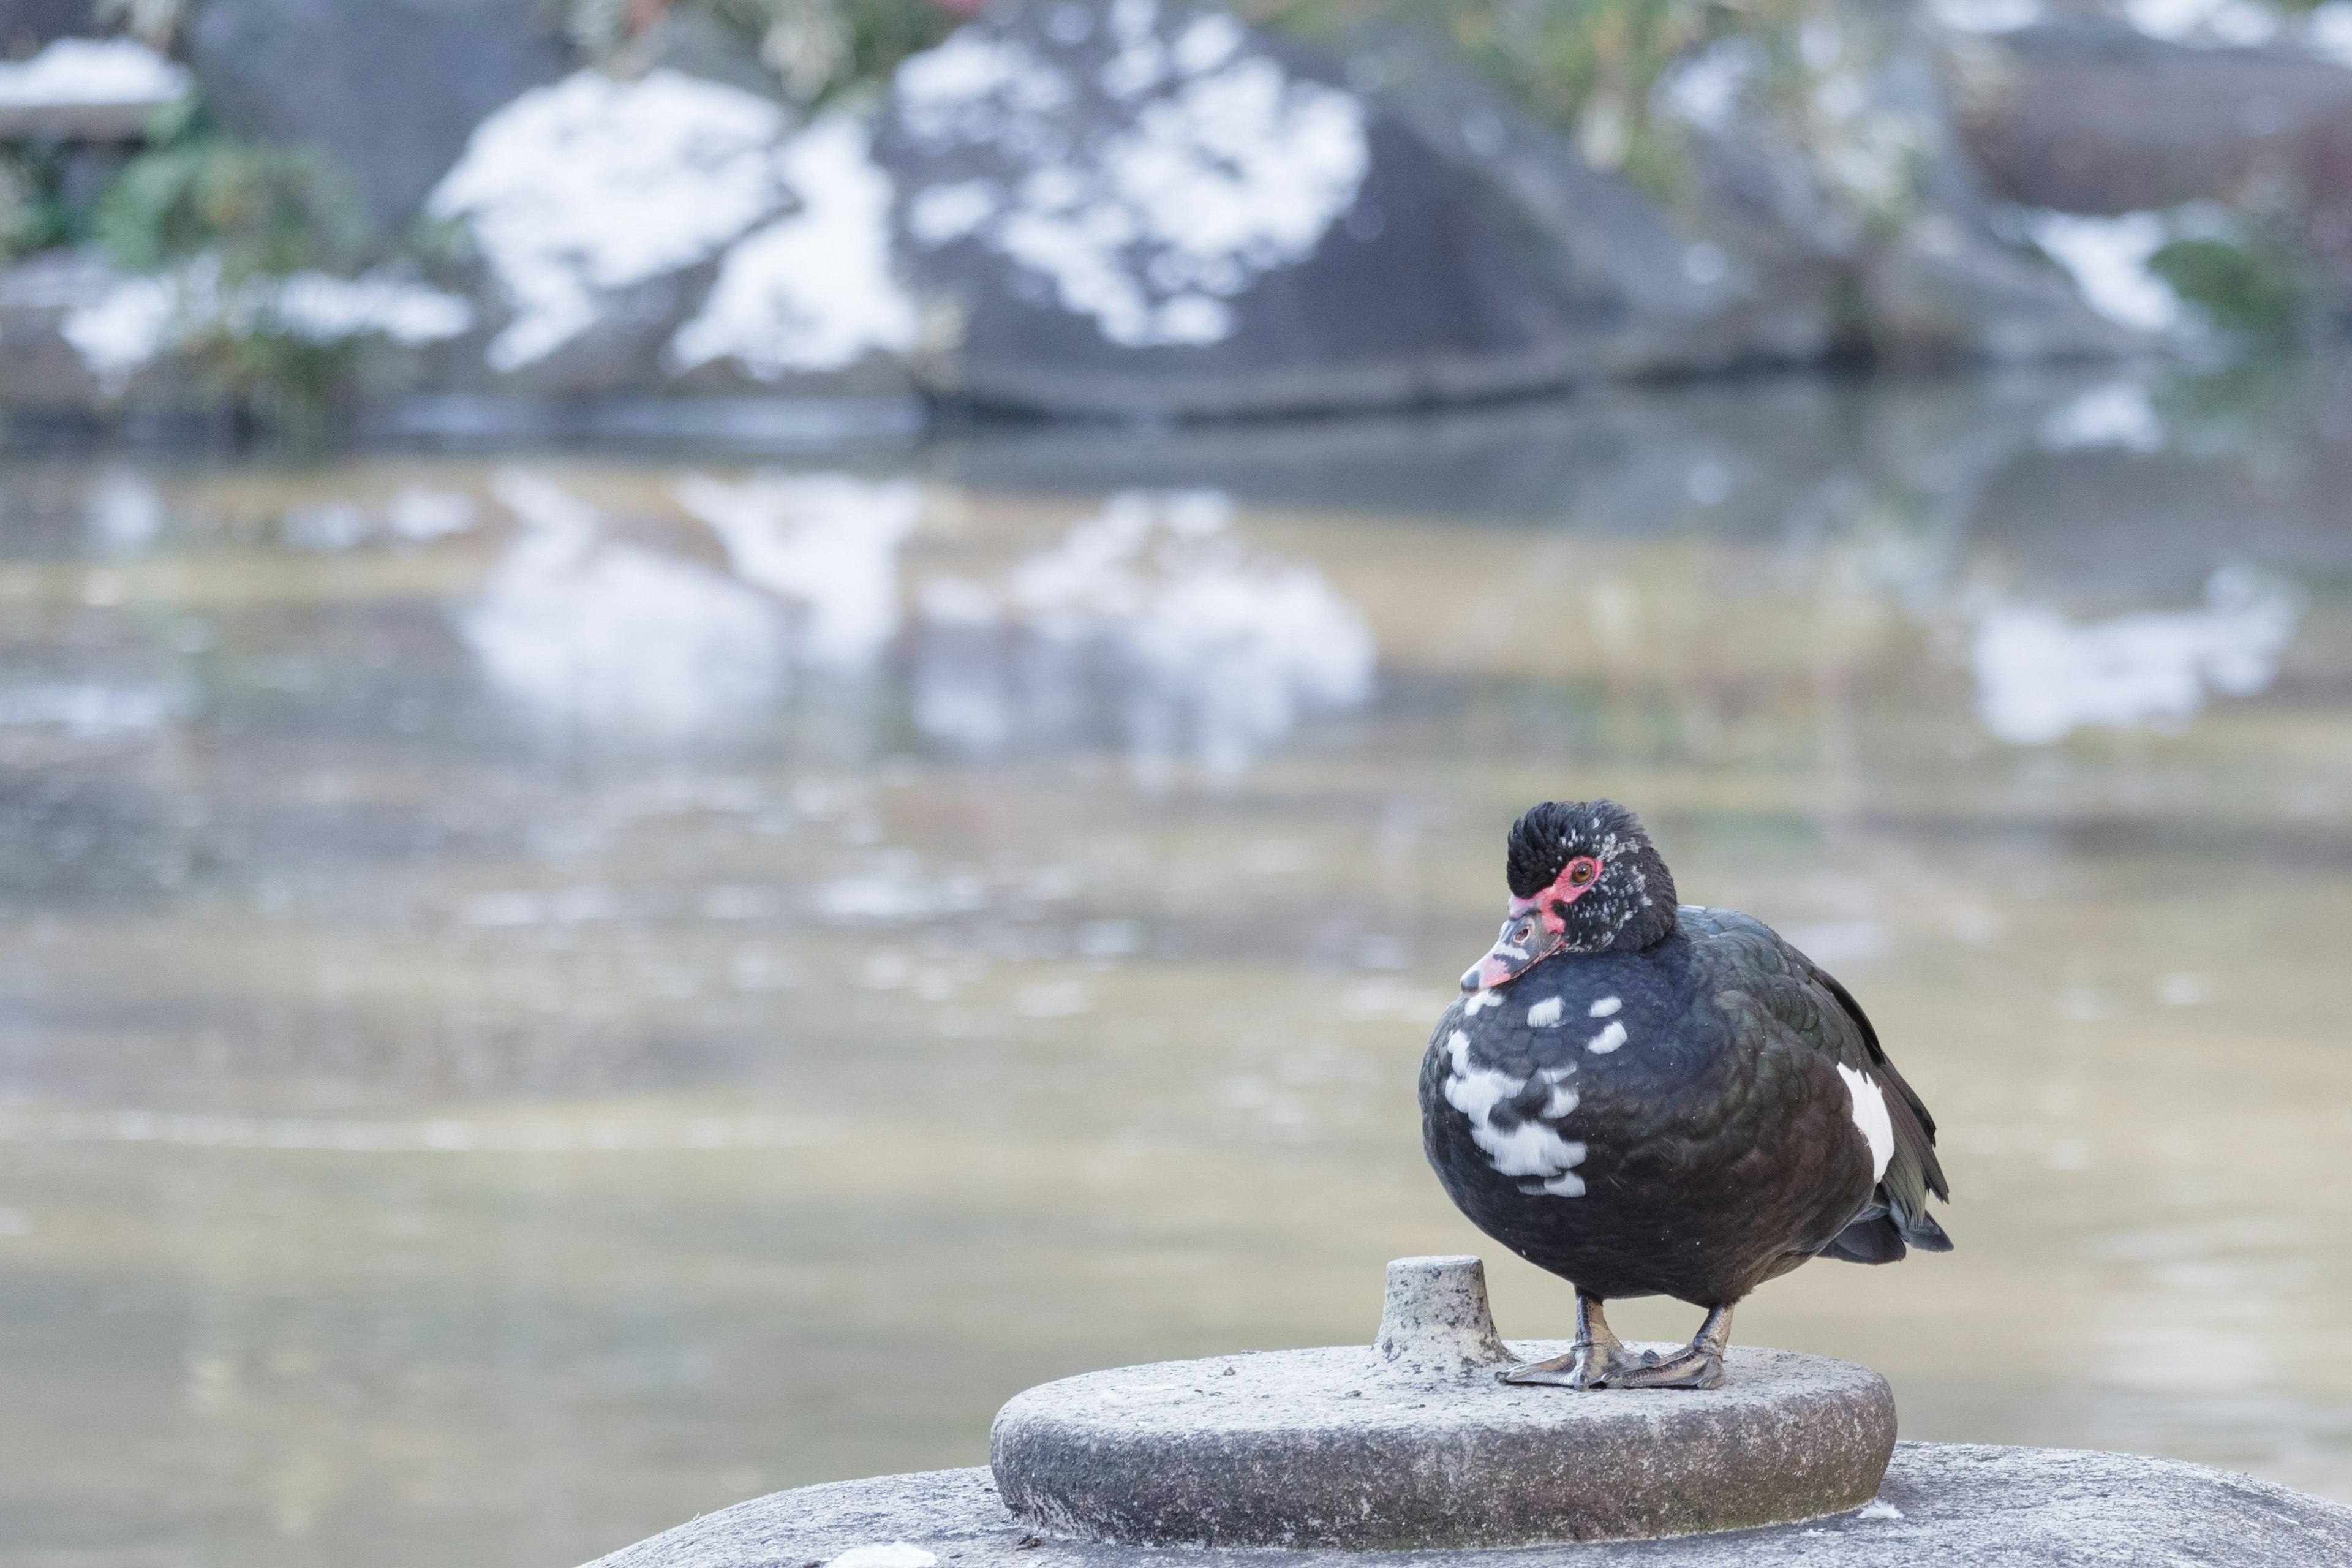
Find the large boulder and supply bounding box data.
[1659,1,2135,366]
[1948,20,2352,215]
[870,0,1605,417]
[187,0,571,230]
[867,0,2131,418]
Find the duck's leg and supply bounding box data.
[1612,1302,1734,1390]
[1500,1292,1640,1389]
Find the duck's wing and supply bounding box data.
[1677,905,1953,1259]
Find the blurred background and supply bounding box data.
[4,0,2352,1564]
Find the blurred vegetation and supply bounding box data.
[559,0,959,105]
[93,96,372,440]
[95,98,364,277]
[1251,0,1817,197]
[2149,233,2308,341]
[0,144,75,258]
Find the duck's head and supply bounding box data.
[1460,799,1678,993]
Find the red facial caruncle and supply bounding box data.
[1461,855,1606,993]
[1508,855,1604,932]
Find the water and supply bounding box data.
[4,361,2351,1567]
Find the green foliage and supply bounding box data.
[2147,235,2304,339]
[1,142,88,258]
[94,99,365,281]
[91,98,373,443]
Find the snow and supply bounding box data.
[2124,0,2277,44]
[2309,1,2352,66]
[1972,565,2302,745]
[669,116,919,379]
[1926,0,2041,32]
[428,69,791,371]
[2038,380,2165,452]
[270,273,473,345]
[890,2,1367,347]
[59,274,175,390]
[59,262,471,391]
[2027,211,2180,333]
[0,37,187,107]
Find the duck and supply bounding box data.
[1419,799,1950,1390]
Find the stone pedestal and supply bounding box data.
[992,1256,1895,1547]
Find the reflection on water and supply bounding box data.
[1971,565,2303,744]
[916,489,1375,777]
[3,360,2352,1568]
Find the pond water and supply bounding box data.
[3,360,2351,1568]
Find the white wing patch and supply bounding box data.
[1586,1020,1627,1054]
[1443,1029,1588,1197]
[1588,995,1621,1017]
[1526,995,1564,1028]
[1837,1063,1896,1182]
[1464,989,1503,1016]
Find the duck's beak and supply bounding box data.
[1461,911,1567,992]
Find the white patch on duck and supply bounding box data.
[1836,1063,1895,1182]
[1442,1029,1588,1197]
[1526,995,1564,1028]
[1589,995,1621,1017]
[1464,989,1504,1016]
[1586,1020,1627,1054]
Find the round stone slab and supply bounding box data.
[588,1446,2352,1568]
[990,1344,1895,1548]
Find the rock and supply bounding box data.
[586,1446,2352,1567]
[871,0,1599,418]
[988,1254,1895,1548]
[1333,29,1766,378]
[1373,1254,1511,1373]
[0,0,100,59]
[187,0,570,230]
[1948,20,2352,216]
[1661,2,2136,366]
[421,69,920,401]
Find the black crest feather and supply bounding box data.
[1502,799,1679,952]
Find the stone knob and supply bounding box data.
[1373,1254,1510,1374]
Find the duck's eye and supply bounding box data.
[1565,858,1598,887]
[1514,922,1534,943]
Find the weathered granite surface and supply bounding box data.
[994,1341,1894,1549]
[189,0,569,229]
[990,1257,1894,1548]
[587,1446,2352,1567]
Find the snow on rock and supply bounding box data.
[0,37,187,107]
[913,489,1375,777]
[428,69,791,371]
[2026,211,2179,333]
[1972,565,2302,744]
[668,116,918,378]
[676,472,923,666]
[59,275,177,390]
[883,0,1368,348]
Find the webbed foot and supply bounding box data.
[1499,1339,1646,1389]
[1608,1302,1734,1390]
[1499,1292,1638,1389]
